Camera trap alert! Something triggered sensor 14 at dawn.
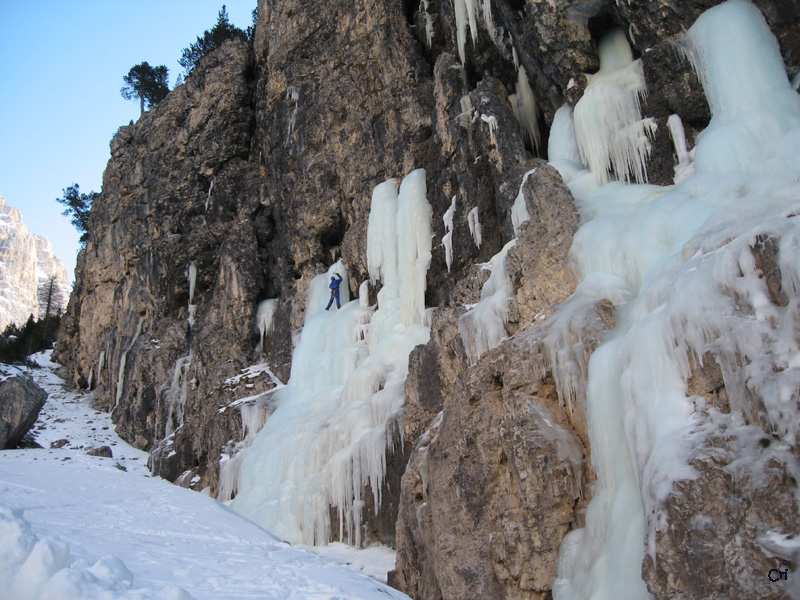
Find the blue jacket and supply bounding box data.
[329,274,343,291]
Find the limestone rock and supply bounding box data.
[0,375,47,449]
[393,319,606,600]
[505,164,580,328]
[86,445,113,458]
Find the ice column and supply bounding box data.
[256,298,278,353]
[467,206,482,248]
[443,196,457,272]
[232,169,432,546]
[548,104,582,165]
[681,0,800,175]
[666,114,695,184]
[508,66,541,151]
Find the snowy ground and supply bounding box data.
[0,351,408,600]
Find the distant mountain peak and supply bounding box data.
[0,193,71,330]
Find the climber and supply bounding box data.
[325,273,344,310]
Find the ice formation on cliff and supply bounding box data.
[231,170,432,546]
[549,2,800,598]
[508,66,541,152]
[573,28,657,184]
[443,196,457,272]
[458,239,517,363]
[256,298,277,353]
[467,206,482,248]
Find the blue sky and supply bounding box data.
[0,1,257,281]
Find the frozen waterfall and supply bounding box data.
[550,2,800,598]
[231,169,432,546]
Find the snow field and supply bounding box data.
[0,353,410,599]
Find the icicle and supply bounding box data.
[115,317,144,408]
[285,86,299,145]
[443,196,457,272]
[480,0,495,41]
[97,350,105,384]
[187,263,198,329]
[204,177,215,212]
[480,114,498,146]
[667,114,695,184]
[420,0,434,48]
[453,0,493,63]
[467,206,482,249]
[573,28,656,184]
[511,168,537,236]
[454,0,479,64]
[256,299,278,353]
[509,66,540,151]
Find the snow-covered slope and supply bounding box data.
[0,194,70,330]
[0,352,408,600]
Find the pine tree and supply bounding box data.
[178,5,248,77]
[56,184,96,244]
[121,62,170,114]
[38,275,67,341]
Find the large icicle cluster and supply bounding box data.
[573,28,656,185]
[453,0,495,64]
[549,2,800,598]
[231,170,432,546]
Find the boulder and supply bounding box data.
[0,375,47,449]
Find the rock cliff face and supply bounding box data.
[56,1,800,599]
[0,194,70,330]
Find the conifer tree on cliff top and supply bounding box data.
[120,62,170,115]
[178,5,248,77]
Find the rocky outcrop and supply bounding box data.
[0,194,70,330]
[392,327,599,600]
[55,1,800,599]
[0,375,47,449]
[55,38,263,490]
